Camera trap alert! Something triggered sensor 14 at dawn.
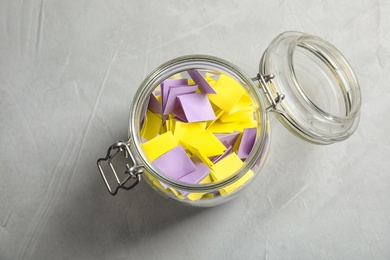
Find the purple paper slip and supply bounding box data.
[161,78,188,111]
[152,145,197,180]
[173,110,188,122]
[163,85,198,115]
[215,132,240,148]
[188,70,216,94]
[179,155,210,184]
[177,93,216,122]
[210,146,233,163]
[178,155,210,196]
[237,128,257,159]
[148,94,162,114]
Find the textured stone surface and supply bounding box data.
[1,0,389,259]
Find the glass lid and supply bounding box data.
[259,31,361,145]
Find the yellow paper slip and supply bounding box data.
[235,120,258,132]
[170,73,184,80]
[168,188,185,199]
[206,109,224,128]
[141,131,178,162]
[206,121,240,133]
[173,121,206,142]
[167,174,214,200]
[220,170,254,195]
[187,192,205,201]
[232,132,243,152]
[182,131,226,157]
[220,109,255,123]
[141,110,162,141]
[189,147,214,167]
[185,175,215,201]
[148,175,168,191]
[210,153,244,181]
[202,193,214,199]
[200,174,214,183]
[229,92,254,114]
[208,74,245,112]
[165,115,177,133]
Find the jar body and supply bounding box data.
[128,55,271,207]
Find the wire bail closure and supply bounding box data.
[252,73,285,113]
[97,141,143,195]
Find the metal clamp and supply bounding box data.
[252,73,285,112]
[97,141,143,195]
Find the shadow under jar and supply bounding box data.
[97,31,361,207]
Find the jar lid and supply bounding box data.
[259,31,361,145]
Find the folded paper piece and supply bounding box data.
[173,121,206,142]
[229,92,254,114]
[176,93,216,122]
[161,78,188,112]
[215,132,240,148]
[179,155,210,184]
[211,153,244,181]
[141,110,162,141]
[220,170,254,195]
[179,174,214,201]
[220,109,254,123]
[140,70,261,201]
[148,94,162,114]
[184,145,214,167]
[177,155,211,197]
[208,74,245,112]
[238,128,257,159]
[210,146,233,164]
[168,187,185,199]
[206,121,239,133]
[188,70,216,94]
[186,192,206,201]
[235,120,257,132]
[183,174,216,201]
[163,85,198,115]
[182,131,226,157]
[164,116,175,133]
[153,145,197,180]
[142,131,177,161]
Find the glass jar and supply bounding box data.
[97,31,361,207]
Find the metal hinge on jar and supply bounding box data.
[252,73,285,113]
[97,141,143,195]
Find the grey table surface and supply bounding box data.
[1,0,390,259]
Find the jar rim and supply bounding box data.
[290,34,361,120]
[129,55,269,192]
[260,31,361,144]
